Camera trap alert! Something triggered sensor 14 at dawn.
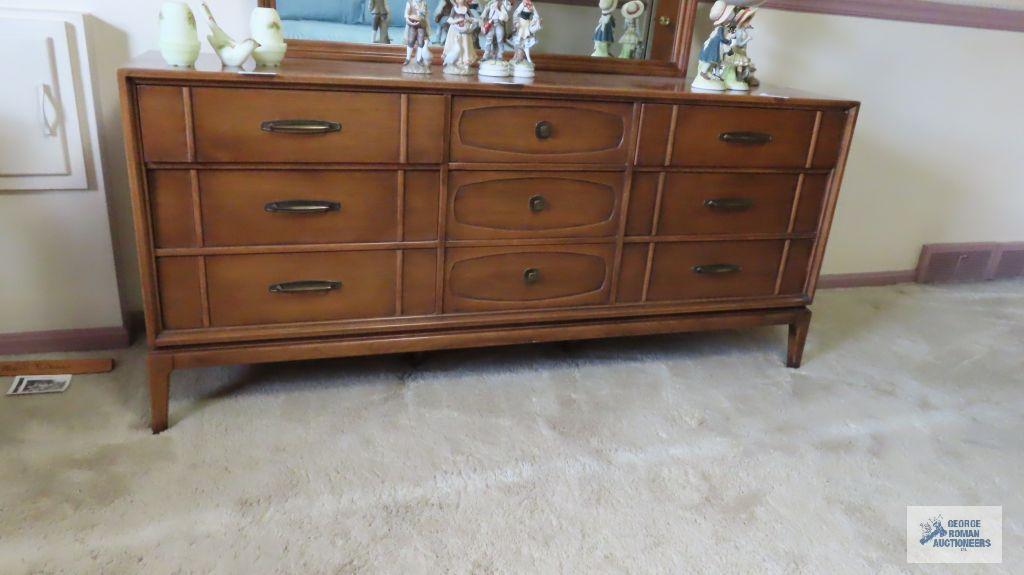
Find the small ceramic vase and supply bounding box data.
[251,7,288,67]
[159,1,201,67]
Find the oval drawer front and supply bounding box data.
[647,241,787,301]
[446,246,614,312]
[192,88,401,163]
[451,97,631,163]
[448,172,622,239]
[205,251,397,326]
[671,105,817,168]
[200,171,399,246]
[657,173,828,236]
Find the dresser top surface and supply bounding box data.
[121,53,858,109]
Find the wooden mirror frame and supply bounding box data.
[259,0,698,77]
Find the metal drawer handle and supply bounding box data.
[704,198,754,211]
[529,195,547,213]
[719,131,773,145]
[693,264,742,275]
[265,200,341,214]
[269,280,341,294]
[523,268,541,284]
[535,121,553,140]
[260,119,342,135]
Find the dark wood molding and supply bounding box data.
[0,324,130,355]
[733,0,1024,33]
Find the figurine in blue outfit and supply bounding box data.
[591,0,618,57]
[693,1,735,91]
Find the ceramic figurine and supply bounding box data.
[511,0,540,78]
[478,0,512,77]
[402,0,432,73]
[369,0,391,44]
[617,0,644,60]
[591,0,618,58]
[692,1,734,91]
[251,7,288,67]
[202,2,260,68]
[433,0,454,45]
[158,1,201,68]
[723,7,759,89]
[442,0,479,75]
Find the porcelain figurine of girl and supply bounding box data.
[433,0,454,45]
[402,0,432,73]
[510,0,540,77]
[478,0,512,77]
[692,1,735,91]
[723,7,759,89]
[591,0,618,58]
[369,0,391,44]
[617,0,644,59]
[442,0,479,75]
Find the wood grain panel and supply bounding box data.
[793,174,830,233]
[779,240,814,295]
[451,97,632,164]
[138,85,189,162]
[149,170,197,248]
[205,251,397,326]
[672,105,817,168]
[811,109,848,169]
[626,172,660,236]
[405,170,441,241]
[408,94,446,164]
[403,249,437,315]
[616,243,649,303]
[447,171,623,240]
[657,173,800,236]
[647,241,786,301]
[156,257,204,329]
[445,245,614,312]
[192,88,401,163]
[635,104,674,166]
[199,171,398,246]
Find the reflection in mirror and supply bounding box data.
[275,0,661,60]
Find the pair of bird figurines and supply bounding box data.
[693,0,761,91]
[158,1,287,69]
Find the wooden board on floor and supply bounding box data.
[0,358,114,377]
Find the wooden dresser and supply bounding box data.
[120,54,858,432]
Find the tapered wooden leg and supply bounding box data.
[787,309,812,369]
[147,354,173,434]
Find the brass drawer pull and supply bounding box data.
[529,195,547,212]
[704,198,754,211]
[693,264,742,275]
[269,280,341,294]
[260,119,342,135]
[523,268,541,284]
[264,200,341,214]
[535,121,553,140]
[719,131,773,145]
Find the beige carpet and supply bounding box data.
[1,281,1022,574]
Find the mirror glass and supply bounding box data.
[275,0,663,60]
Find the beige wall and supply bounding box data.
[4,2,1022,322]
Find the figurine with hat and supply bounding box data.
[693,0,736,91]
[694,1,763,91]
[618,0,645,60]
[591,0,618,58]
[723,6,760,89]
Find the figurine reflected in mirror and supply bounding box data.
[511,0,541,77]
[369,0,391,44]
[617,0,644,59]
[591,0,618,58]
[433,0,454,45]
[402,0,432,73]
[478,0,513,77]
[442,0,479,75]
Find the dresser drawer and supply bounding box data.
[654,173,828,236]
[205,251,397,326]
[191,88,401,163]
[451,97,632,164]
[671,105,817,168]
[646,241,786,301]
[447,171,623,240]
[445,245,614,312]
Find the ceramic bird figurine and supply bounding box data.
[201,1,260,67]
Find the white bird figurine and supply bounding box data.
[201,1,260,67]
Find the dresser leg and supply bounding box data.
[787,309,812,369]
[148,354,173,434]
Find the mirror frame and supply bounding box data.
[258,0,698,77]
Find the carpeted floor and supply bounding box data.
[1,281,1021,574]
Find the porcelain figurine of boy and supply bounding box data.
[692,1,735,91]
[402,0,432,73]
[511,0,540,77]
[617,0,644,59]
[478,0,512,77]
[442,0,479,75]
[591,0,618,58]
[723,7,759,89]
[369,0,391,44]
[433,0,454,45]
